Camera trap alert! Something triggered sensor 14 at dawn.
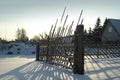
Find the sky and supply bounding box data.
[0,0,120,40]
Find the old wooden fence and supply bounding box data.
[36,24,84,74]
[35,9,120,75]
[36,25,120,75]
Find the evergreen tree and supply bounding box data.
[88,27,92,34]
[95,17,101,29]
[92,17,102,41]
[84,29,87,35]
[102,18,108,31]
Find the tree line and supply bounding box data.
[0,17,107,43]
[84,17,108,42]
[15,28,40,42]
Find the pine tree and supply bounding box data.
[103,18,108,30]
[88,27,92,34]
[92,17,102,41]
[95,17,101,29]
[84,29,87,35]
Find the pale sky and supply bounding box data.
[0,0,120,40]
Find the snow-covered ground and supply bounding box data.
[0,42,120,80]
[0,55,120,80]
[0,42,36,55]
[0,55,35,75]
[85,58,120,80]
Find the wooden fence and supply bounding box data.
[36,25,120,75]
[36,8,85,74]
[36,25,84,74]
[84,42,120,59]
[35,8,120,75]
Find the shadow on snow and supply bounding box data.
[0,61,91,80]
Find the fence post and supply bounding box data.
[46,36,49,62]
[36,42,40,61]
[74,24,84,74]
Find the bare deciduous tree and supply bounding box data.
[16,28,28,42]
[32,35,40,41]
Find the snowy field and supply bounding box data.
[0,55,120,80]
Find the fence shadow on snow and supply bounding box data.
[0,61,91,80]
